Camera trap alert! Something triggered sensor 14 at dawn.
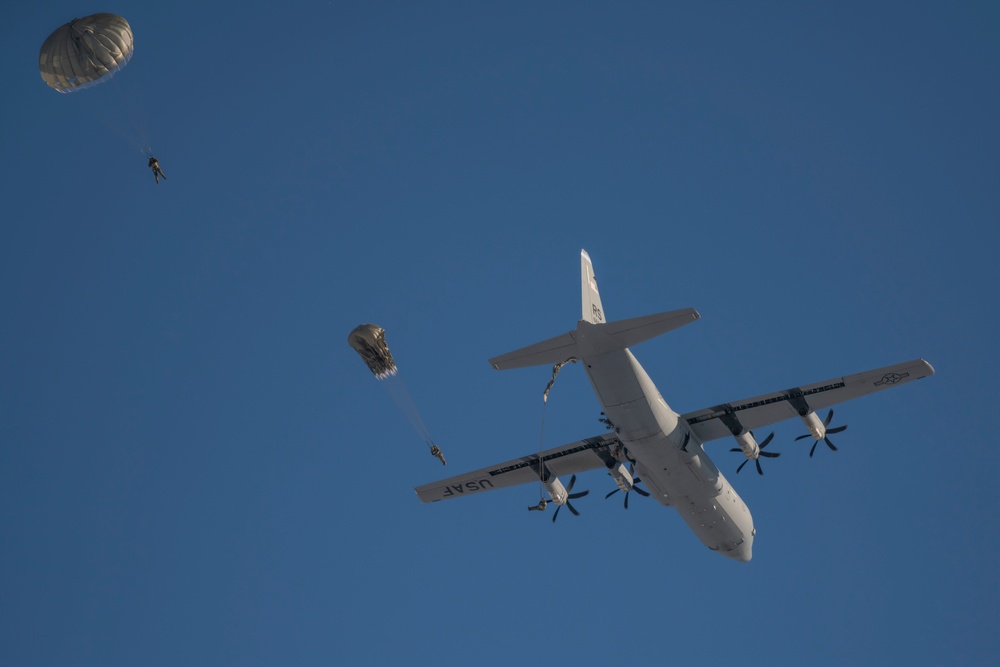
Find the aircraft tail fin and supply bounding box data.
[581,249,606,324]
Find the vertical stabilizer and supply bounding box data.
[581,249,606,324]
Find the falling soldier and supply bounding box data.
[527,498,548,512]
[148,156,166,184]
[429,443,447,466]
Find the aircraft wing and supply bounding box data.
[414,433,621,503]
[681,359,935,443]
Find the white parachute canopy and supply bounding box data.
[38,13,152,155]
[39,14,134,93]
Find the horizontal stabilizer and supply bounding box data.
[489,331,577,370]
[604,308,700,349]
[489,251,698,370]
[488,308,699,370]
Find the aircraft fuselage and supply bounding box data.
[574,321,755,561]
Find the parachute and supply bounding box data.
[348,324,446,465]
[39,14,134,93]
[348,324,397,379]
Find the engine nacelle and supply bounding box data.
[608,462,635,493]
[544,477,568,505]
[733,431,760,460]
[800,411,826,440]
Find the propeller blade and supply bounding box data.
[551,479,588,520]
[799,412,847,456]
[607,487,628,507]
[735,432,778,474]
[607,478,648,509]
[759,433,778,458]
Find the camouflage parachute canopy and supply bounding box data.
[348,324,397,379]
[39,13,134,93]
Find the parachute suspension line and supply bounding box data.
[109,68,151,156]
[383,375,433,446]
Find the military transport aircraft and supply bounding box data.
[415,250,933,561]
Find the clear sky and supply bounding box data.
[2,2,998,665]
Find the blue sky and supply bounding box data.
[2,2,998,665]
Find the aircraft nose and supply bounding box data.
[728,537,753,562]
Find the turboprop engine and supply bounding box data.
[800,410,827,440]
[728,431,779,475]
[732,431,760,461]
[719,409,779,475]
[608,462,635,494]
[534,468,590,522]
[794,408,848,457]
[604,461,650,509]
[786,395,848,456]
[543,476,569,505]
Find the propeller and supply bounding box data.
[605,479,650,509]
[552,474,590,523]
[604,462,650,509]
[796,409,848,457]
[730,432,779,475]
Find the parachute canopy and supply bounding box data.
[348,324,397,379]
[39,13,134,93]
